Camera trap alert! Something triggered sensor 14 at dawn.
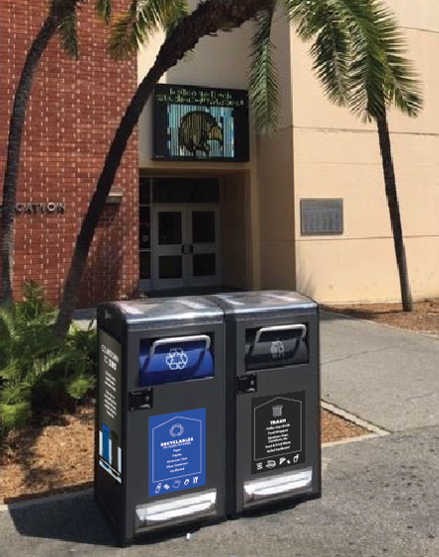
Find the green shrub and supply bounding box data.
[0,281,97,436]
[1,401,32,431]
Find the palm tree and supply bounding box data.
[369,4,422,311]
[54,0,403,337]
[250,0,422,311]
[0,0,109,308]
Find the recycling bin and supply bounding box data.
[212,291,321,515]
[95,297,226,545]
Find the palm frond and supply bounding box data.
[0,360,22,383]
[164,0,190,34]
[66,374,95,400]
[109,0,189,59]
[284,0,387,117]
[1,381,29,405]
[368,1,422,118]
[57,1,82,59]
[0,308,18,343]
[95,0,112,25]
[308,5,351,106]
[1,401,32,431]
[24,354,66,389]
[248,6,279,136]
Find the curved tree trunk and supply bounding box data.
[376,112,413,312]
[1,16,58,307]
[55,0,273,338]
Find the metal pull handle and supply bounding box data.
[136,490,217,526]
[244,469,313,502]
[146,499,215,523]
[254,324,307,345]
[149,334,211,358]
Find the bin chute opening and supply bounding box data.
[245,324,309,371]
[139,334,215,386]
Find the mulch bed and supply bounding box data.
[0,405,368,505]
[1,406,95,505]
[326,299,439,335]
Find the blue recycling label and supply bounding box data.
[149,408,206,497]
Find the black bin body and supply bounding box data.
[95,297,226,545]
[212,291,321,515]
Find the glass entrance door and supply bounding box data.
[188,206,220,286]
[152,206,187,289]
[151,204,220,290]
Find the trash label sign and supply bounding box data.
[252,393,306,474]
[149,408,206,496]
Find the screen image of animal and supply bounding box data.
[178,111,223,157]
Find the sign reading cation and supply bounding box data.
[14,202,65,214]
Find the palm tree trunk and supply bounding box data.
[54,0,273,338]
[376,112,413,312]
[1,15,57,307]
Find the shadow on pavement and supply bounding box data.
[9,492,116,547]
[8,491,219,548]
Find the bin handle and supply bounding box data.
[254,324,306,345]
[149,335,211,358]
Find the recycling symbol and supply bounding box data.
[166,348,189,370]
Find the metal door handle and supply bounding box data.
[254,324,307,344]
[149,334,211,357]
[181,244,194,255]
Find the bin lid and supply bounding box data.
[107,296,223,326]
[213,290,317,316]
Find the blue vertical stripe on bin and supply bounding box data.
[102,423,110,463]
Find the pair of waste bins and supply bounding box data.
[95,291,321,545]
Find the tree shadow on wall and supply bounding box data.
[78,206,137,307]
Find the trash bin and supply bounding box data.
[95,297,226,545]
[212,291,321,515]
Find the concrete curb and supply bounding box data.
[321,400,389,437]
[0,488,94,514]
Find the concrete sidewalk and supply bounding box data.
[2,312,439,556]
[2,427,438,557]
[321,312,439,432]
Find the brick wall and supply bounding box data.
[0,0,139,307]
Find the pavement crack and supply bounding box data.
[406,391,439,401]
[322,344,404,366]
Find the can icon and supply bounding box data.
[272,405,283,418]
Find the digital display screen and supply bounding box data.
[153,84,249,162]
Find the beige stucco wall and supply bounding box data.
[257,14,296,291]
[137,1,439,303]
[291,1,439,303]
[220,172,253,289]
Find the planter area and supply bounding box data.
[326,300,439,335]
